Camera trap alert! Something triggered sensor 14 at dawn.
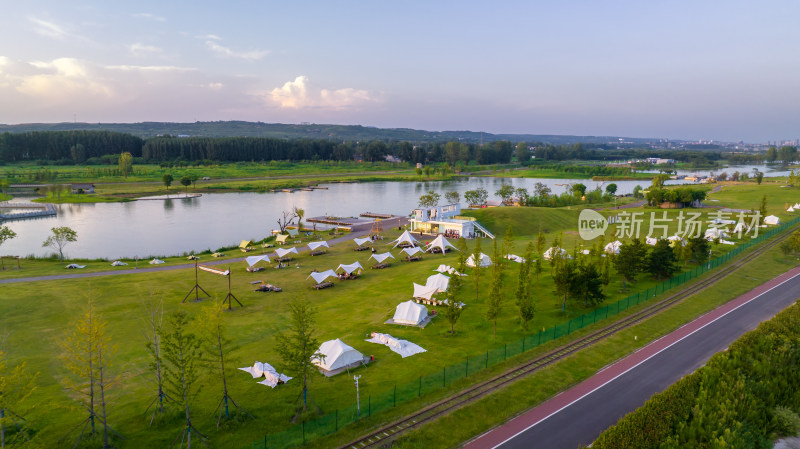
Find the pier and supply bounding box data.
[0,202,57,221]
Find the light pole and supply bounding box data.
[707,248,712,269]
[354,375,362,416]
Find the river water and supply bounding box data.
[0,165,788,259]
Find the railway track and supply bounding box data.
[339,228,793,449]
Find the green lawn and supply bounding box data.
[2,182,798,448]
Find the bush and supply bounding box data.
[773,406,800,438]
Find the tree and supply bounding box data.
[445,191,460,205]
[471,238,482,302]
[118,152,133,178]
[0,227,17,271]
[276,209,298,234]
[614,239,648,289]
[571,183,587,198]
[464,188,488,207]
[647,240,678,280]
[651,174,670,188]
[633,185,643,199]
[143,295,170,425]
[605,183,618,195]
[70,144,86,163]
[442,267,463,335]
[0,339,38,449]
[765,146,778,162]
[533,182,551,199]
[754,170,764,185]
[417,190,440,208]
[60,297,118,449]
[553,257,576,312]
[759,194,768,225]
[501,226,514,265]
[180,175,192,193]
[516,242,536,330]
[687,237,710,264]
[293,206,305,231]
[485,239,504,339]
[572,261,606,307]
[515,142,529,164]
[42,226,77,262]
[515,187,530,206]
[162,173,174,191]
[161,311,205,447]
[198,301,251,427]
[495,184,515,204]
[535,227,546,281]
[275,299,323,421]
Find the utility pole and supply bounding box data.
[354,375,362,416]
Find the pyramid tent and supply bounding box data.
[412,283,440,300]
[308,241,329,251]
[425,235,457,254]
[795,203,800,209]
[543,247,567,261]
[308,269,337,284]
[765,215,780,225]
[245,255,271,267]
[312,339,363,372]
[604,241,623,255]
[435,264,463,275]
[465,252,492,267]
[353,237,372,247]
[392,230,419,248]
[425,273,450,292]
[369,252,395,264]
[788,207,795,212]
[392,300,428,325]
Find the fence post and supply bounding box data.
[466,357,469,376]
[504,343,507,360]
[443,367,446,387]
[393,385,396,407]
[538,331,542,345]
[336,409,338,431]
[485,351,488,368]
[418,376,422,397]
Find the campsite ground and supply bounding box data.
[1,180,798,448]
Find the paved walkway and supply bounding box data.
[463,263,800,449]
[0,216,409,285]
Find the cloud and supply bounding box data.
[105,65,194,72]
[28,17,73,40]
[15,58,113,101]
[133,13,166,22]
[129,43,163,56]
[268,76,373,110]
[205,40,269,61]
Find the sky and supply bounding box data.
[0,1,798,143]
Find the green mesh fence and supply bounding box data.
[246,215,800,449]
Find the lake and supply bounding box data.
[0,167,786,259]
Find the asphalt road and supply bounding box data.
[464,264,800,449]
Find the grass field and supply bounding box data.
[3,182,800,448]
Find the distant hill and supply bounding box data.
[0,121,662,145]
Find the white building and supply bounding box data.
[409,203,494,238]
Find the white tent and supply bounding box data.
[308,269,338,284]
[238,362,292,388]
[667,235,687,247]
[308,241,329,251]
[149,258,165,264]
[276,234,289,244]
[733,222,748,234]
[110,260,127,266]
[366,332,426,357]
[604,241,622,255]
[391,301,428,326]
[336,261,364,274]
[711,218,736,225]
[425,273,450,292]
[392,230,419,248]
[275,247,298,258]
[645,237,658,246]
[353,237,372,247]
[426,235,457,254]
[704,228,729,240]
[245,255,271,267]
[466,252,492,267]
[402,247,423,257]
[788,207,795,212]
[719,239,736,245]
[65,263,86,269]
[505,254,526,263]
[435,264,464,276]
[369,252,395,264]
[795,203,800,209]
[312,339,364,372]
[412,283,440,300]
[765,215,780,225]
[543,247,567,261]
[287,228,300,237]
